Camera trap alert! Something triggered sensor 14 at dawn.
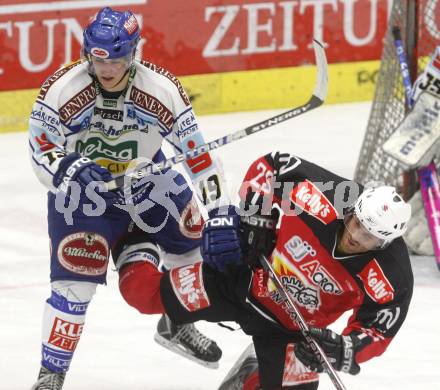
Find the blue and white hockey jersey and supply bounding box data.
[28,59,228,210]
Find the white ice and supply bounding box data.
[1,102,439,389]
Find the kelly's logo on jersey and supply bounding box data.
[170,262,210,312]
[290,180,338,224]
[357,259,394,304]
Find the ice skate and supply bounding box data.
[154,314,222,369]
[30,366,66,390]
[218,343,259,390]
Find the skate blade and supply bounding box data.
[154,332,219,369]
[217,343,256,389]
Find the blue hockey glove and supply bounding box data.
[53,152,117,206]
[295,327,361,375]
[201,206,241,272]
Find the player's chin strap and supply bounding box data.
[106,39,328,191]
[259,254,348,390]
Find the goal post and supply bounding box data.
[354,0,439,198]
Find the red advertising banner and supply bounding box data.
[0,0,439,93]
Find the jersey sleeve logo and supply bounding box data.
[357,259,395,304]
[140,61,191,106]
[37,61,80,101]
[35,132,56,152]
[290,180,338,224]
[169,262,210,312]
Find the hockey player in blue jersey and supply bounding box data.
[29,7,231,389]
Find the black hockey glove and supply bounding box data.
[238,189,279,269]
[295,327,361,375]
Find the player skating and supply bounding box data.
[117,151,413,389]
[29,7,229,389]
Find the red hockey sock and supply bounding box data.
[243,370,260,390]
[119,262,164,314]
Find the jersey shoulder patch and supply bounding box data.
[37,60,83,102]
[357,258,395,304]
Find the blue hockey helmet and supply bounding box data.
[83,7,140,59]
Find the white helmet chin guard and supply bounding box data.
[354,186,412,246]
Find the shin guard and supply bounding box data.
[41,281,96,373]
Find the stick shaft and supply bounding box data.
[107,40,328,191]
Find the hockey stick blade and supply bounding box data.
[260,255,347,390]
[106,39,328,191]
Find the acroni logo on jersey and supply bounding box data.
[283,234,343,295]
[270,252,321,312]
[76,137,137,174]
[299,260,343,295]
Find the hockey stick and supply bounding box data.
[393,27,440,269]
[106,39,328,191]
[392,26,419,200]
[259,255,347,390]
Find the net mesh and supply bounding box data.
[354,0,440,191]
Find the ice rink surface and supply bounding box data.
[1,101,439,389]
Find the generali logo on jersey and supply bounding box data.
[59,83,96,123]
[358,259,394,304]
[290,180,338,224]
[170,262,210,312]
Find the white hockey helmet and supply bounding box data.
[352,186,412,247]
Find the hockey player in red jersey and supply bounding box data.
[118,151,413,389]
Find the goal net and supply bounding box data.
[354,0,440,195]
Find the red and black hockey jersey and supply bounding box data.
[240,151,413,365]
